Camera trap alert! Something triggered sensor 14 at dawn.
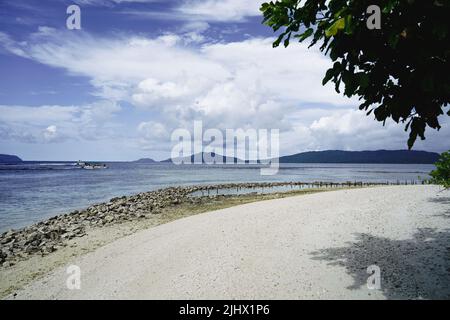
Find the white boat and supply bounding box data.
[77,161,107,170]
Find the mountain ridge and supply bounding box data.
[161,152,245,164]
[3,150,439,164]
[133,158,157,164]
[278,149,439,164]
[159,149,440,164]
[0,154,23,164]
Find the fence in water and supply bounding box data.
[189,180,429,197]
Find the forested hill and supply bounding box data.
[279,150,439,164]
[0,154,22,164]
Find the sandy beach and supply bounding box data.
[5,185,450,300]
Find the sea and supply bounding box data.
[0,162,435,232]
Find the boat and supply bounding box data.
[76,161,108,170]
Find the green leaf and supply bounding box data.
[344,15,353,34]
[408,118,426,149]
[260,2,270,12]
[421,75,434,92]
[387,33,400,48]
[295,28,314,42]
[325,18,345,37]
[383,0,397,13]
[357,73,370,90]
[322,68,334,85]
[273,33,284,47]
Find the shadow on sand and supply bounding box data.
[428,196,450,218]
[310,228,450,299]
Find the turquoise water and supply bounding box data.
[0,162,434,231]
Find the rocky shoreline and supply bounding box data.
[0,181,420,267]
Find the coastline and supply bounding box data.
[0,181,393,267]
[4,185,449,299]
[0,181,364,297]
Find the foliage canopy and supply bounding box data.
[430,150,450,189]
[261,0,450,148]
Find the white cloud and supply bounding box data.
[72,0,160,6]
[179,21,210,33]
[1,28,448,153]
[0,105,79,124]
[0,101,122,143]
[43,125,60,142]
[0,32,29,58]
[121,0,264,23]
[133,78,187,104]
[5,30,355,131]
[138,121,168,139]
[281,108,450,154]
[176,0,263,22]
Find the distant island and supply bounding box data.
[5,150,440,165]
[0,154,22,164]
[161,152,244,164]
[278,150,440,164]
[133,158,157,164]
[159,150,440,164]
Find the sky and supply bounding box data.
[0,0,449,161]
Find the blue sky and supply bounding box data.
[0,0,449,161]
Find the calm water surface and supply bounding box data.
[0,162,434,231]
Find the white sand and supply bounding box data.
[6,185,450,300]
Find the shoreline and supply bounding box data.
[0,181,401,266]
[4,185,449,299]
[0,181,434,298]
[0,182,357,297]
